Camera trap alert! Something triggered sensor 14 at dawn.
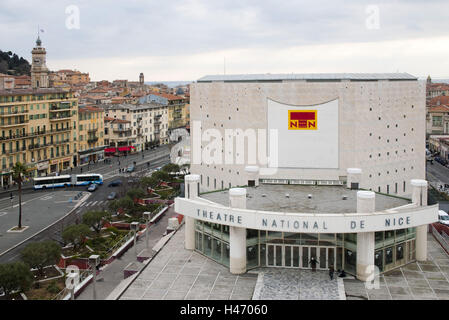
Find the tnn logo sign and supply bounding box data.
[288,110,317,130]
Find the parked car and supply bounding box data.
[87,184,98,192]
[438,210,449,226]
[127,165,135,172]
[108,179,123,187]
[107,191,117,200]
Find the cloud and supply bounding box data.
[0,0,448,79]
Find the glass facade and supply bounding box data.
[193,219,417,275]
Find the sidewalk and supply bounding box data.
[76,205,179,300]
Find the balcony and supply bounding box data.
[49,113,72,121]
[28,143,51,150]
[113,128,131,134]
[49,102,72,112]
[0,119,29,128]
[0,109,29,116]
[88,137,99,143]
[88,128,98,133]
[53,139,70,145]
[5,147,27,155]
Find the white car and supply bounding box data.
[438,210,449,226]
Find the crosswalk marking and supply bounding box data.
[91,201,98,206]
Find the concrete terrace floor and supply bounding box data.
[344,234,449,300]
[119,225,258,300]
[118,225,449,300]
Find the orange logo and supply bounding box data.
[288,110,317,130]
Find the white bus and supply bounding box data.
[75,174,104,186]
[33,175,73,190]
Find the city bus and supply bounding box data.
[33,175,72,190]
[74,174,104,186]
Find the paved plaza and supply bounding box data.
[251,268,345,300]
[118,225,449,300]
[345,234,449,300]
[119,226,258,300]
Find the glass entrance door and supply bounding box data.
[266,244,336,270]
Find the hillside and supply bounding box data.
[0,50,30,76]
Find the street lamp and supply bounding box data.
[130,221,140,260]
[143,212,151,250]
[88,254,100,300]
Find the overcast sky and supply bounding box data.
[1,0,449,81]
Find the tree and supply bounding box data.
[12,162,28,229]
[109,196,134,215]
[152,170,170,182]
[82,211,110,234]
[20,241,61,276]
[62,224,90,249]
[126,188,145,201]
[0,262,33,297]
[161,163,180,173]
[140,176,159,189]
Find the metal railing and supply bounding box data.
[103,230,134,260]
[431,224,449,253]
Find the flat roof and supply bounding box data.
[201,184,409,214]
[197,73,417,83]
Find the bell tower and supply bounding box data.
[31,36,49,89]
[139,72,144,87]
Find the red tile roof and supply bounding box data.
[429,96,449,106]
[428,105,449,113]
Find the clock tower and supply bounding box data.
[31,36,49,89]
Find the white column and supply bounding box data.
[245,165,260,187]
[356,191,375,282]
[184,174,200,250]
[411,179,428,261]
[229,188,247,274]
[347,168,362,189]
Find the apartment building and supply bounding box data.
[103,103,169,151]
[77,106,105,165]
[0,87,78,185]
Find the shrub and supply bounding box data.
[46,280,60,294]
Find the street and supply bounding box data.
[0,145,172,264]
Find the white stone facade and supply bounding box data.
[190,74,425,197]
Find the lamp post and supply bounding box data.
[130,221,140,260]
[88,254,100,300]
[143,212,151,250]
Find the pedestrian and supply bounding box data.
[142,153,144,159]
[309,257,318,272]
[80,167,83,173]
[70,167,72,172]
[329,265,335,280]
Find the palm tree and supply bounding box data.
[12,162,27,229]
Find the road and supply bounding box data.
[0,146,172,264]
[426,161,449,186]
[0,144,172,197]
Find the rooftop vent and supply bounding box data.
[261,194,266,197]
[285,193,290,198]
[308,194,312,199]
[342,195,348,200]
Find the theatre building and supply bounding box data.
[174,73,439,280]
